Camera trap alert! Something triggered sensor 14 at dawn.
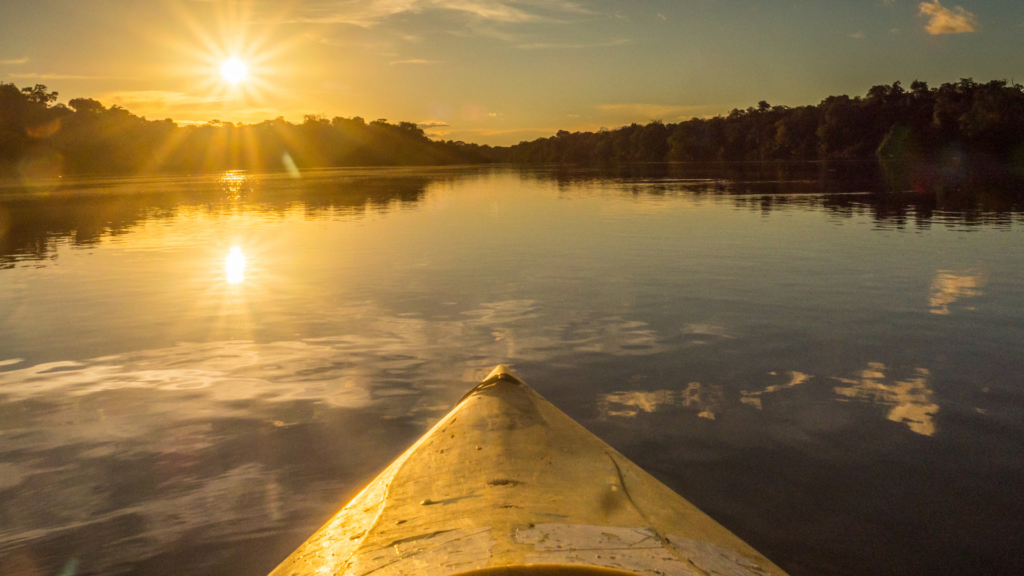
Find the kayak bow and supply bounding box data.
[270,366,789,576]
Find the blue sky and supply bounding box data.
[1,0,1022,144]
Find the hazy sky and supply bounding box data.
[1,1,1022,145]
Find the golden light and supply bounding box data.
[151,1,306,127]
[226,246,246,283]
[221,57,249,84]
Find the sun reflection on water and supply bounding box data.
[220,171,250,198]
[225,247,246,283]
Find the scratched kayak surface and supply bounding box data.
[270,366,788,576]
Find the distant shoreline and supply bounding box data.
[4,79,1024,183]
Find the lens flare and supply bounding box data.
[225,246,246,283]
[221,57,248,84]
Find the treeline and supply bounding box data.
[0,83,499,178]
[507,79,1024,164]
[4,79,1024,178]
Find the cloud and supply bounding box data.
[293,0,591,27]
[417,120,453,139]
[9,72,110,80]
[850,31,865,39]
[919,1,978,35]
[94,91,269,123]
[294,0,421,26]
[517,38,629,49]
[597,103,722,121]
[441,126,561,144]
[389,58,442,64]
[0,58,28,65]
[446,24,522,42]
[102,91,228,106]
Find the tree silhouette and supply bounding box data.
[508,79,1024,166]
[4,79,1024,178]
[0,83,499,176]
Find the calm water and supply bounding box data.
[1,165,1023,576]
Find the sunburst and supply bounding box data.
[156,1,304,120]
[137,1,310,172]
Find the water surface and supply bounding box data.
[1,165,1023,576]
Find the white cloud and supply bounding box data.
[850,31,865,39]
[293,0,591,27]
[445,25,522,42]
[296,0,420,26]
[389,58,443,64]
[919,1,979,35]
[0,58,28,65]
[517,38,628,49]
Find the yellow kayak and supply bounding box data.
[270,366,790,576]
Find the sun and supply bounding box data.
[155,1,301,125]
[220,57,249,84]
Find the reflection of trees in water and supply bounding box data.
[3,163,1022,268]
[531,161,883,194]
[536,161,1024,228]
[728,187,1024,229]
[0,175,435,267]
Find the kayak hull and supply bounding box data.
[270,366,789,576]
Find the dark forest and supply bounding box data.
[3,78,1024,178]
[508,79,1024,165]
[0,84,497,177]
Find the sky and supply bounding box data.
[1,0,1022,145]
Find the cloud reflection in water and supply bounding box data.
[600,365,941,437]
[599,382,722,420]
[834,363,939,436]
[0,296,957,575]
[741,371,811,410]
[0,300,675,574]
[929,269,984,315]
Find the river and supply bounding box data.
[1,164,1022,575]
